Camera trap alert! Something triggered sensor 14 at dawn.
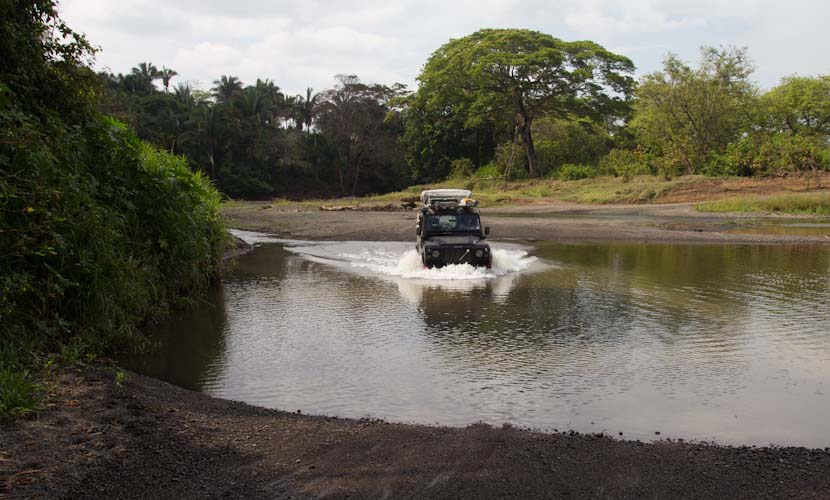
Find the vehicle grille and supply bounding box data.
[443,246,473,264]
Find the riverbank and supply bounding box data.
[3,369,829,500]
[223,199,830,245]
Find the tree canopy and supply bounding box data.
[630,47,757,175]
[763,75,830,137]
[402,28,636,177]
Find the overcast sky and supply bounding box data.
[59,0,830,96]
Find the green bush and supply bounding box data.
[599,148,651,181]
[493,141,527,177]
[0,0,227,419]
[0,368,38,419]
[705,137,755,176]
[709,134,830,177]
[1,105,224,418]
[534,118,612,176]
[755,134,828,175]
[557,164,595,181]
[474,162,504,178]
[449,157,475,178]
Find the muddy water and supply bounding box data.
[125,233,830,446]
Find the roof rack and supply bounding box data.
[420,189,473,208]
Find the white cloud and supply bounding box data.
[564,0,705,36]
[58,0,830,93]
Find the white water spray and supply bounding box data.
[342,247,536,280]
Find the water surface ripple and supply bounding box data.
[125,236,830,446]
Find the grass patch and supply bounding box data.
[697,193,830,215]
[234,175,700,208]
[0,368,38,419]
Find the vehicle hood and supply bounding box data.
[424,235,485,246]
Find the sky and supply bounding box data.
[59,0,830,96]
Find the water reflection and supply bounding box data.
[124,239,830,446]
[126,285,229,390]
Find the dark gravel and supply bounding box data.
[2,370,829,499]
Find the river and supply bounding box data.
[124,231,830,447]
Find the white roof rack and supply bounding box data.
[420,189,472,207]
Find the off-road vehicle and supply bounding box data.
[416,189,491,268]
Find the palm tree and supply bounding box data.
[173,82,193,103]
[159,67,178,92]
[295,87,319,132]
[211,75,243,104]
[131,62,161,92]
[179,104,229,179]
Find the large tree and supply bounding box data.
[316,75,408,195]
[762,75,830,137]
[404,29,635,176]
[631,46,757,174]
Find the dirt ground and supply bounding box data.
[223,200,830,245]
[3,370,830,500]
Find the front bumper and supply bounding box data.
[422,246,492,268]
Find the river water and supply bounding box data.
[125,231,830,447]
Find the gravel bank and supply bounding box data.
[3,370,829,500]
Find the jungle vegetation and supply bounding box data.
[102,31,830,200]
[1,0,224,417]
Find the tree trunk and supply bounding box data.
[514,89,537,176]
[336,164,345,196]
[518,116,536,177]
[351,161,361,197]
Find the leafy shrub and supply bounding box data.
[599,148,651,181]
[493,141,527,178]
[474,162,504,178]
[449,157,475,178]
[652,149,684,179]
[755,134,828,175]
[534,118,612,175]
[0,368,37,419]
[1,104,224,418]
[0,0,226,418]
[557,164,595,181]
[705,137,755,176]
[710,134,830,177]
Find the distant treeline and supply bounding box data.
[104,31,830,200]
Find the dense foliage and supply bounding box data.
[401,29,635,180]
[101,68,408,198]
[102,31,830,198]
[1,0,224,417]
[629,47,830,180]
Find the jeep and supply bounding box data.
[416,189,492,268]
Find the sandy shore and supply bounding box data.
[3,370,830,500]
[222,200,830,245]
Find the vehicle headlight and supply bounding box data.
[475,249,484,258]
[431,249,440,258]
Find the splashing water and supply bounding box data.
[345,248,536,280]
[228,230,539,281]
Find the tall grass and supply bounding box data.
[249,175,700,208]
[697,194,830,215]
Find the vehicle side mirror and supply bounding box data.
[484,226,490,235]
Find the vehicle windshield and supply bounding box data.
[425,213,481,234]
